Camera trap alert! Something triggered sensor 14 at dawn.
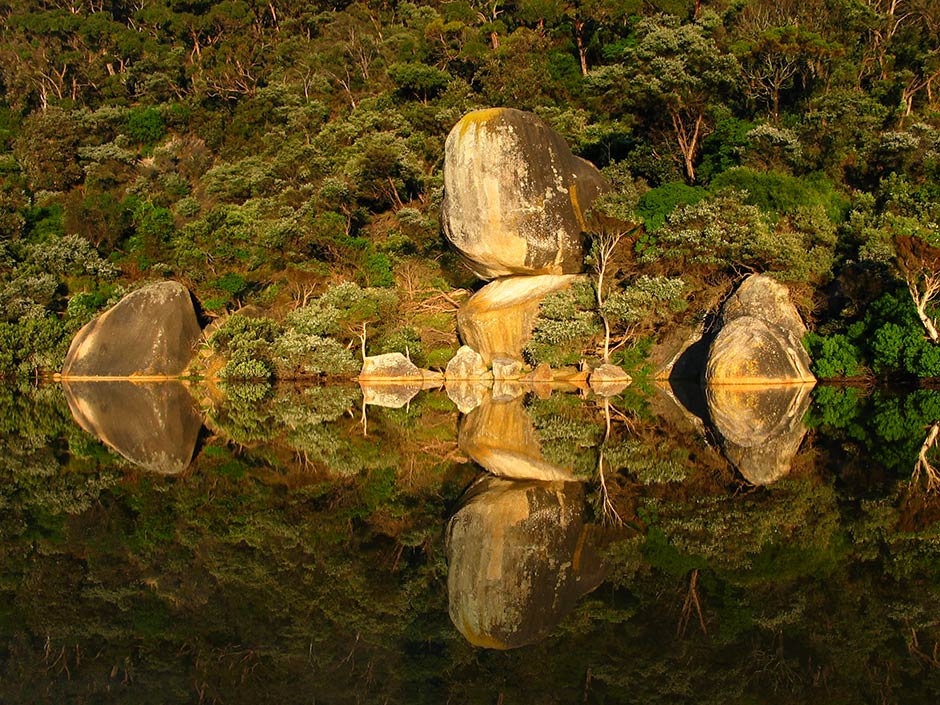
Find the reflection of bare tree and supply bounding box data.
[677,569,707,639]
[596,400,623,527]
[912,422,940,492]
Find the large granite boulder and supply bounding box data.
[442,108,608,280]
[704,275,815,384]
[707,383,814,485]
[457,274,581,364]
[446,477,605,649]
[62,281,201,378]
[63,380,202,474]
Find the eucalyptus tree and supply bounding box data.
[588,13,741,183]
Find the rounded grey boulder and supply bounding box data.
[705,275,815,384]
[442,108,608,280]
[62,281,201,378]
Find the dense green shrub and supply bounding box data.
[524,280,600,367]
[125,106,166,147]
[804,333,864,379]
[636,182,706,233]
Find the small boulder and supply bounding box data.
[442,108,608,279]
[62,281,201,378]
[491,357,524,380]
[458,274,581,363]
[446,380,491,414]
[588,363,631,396]
[523,363,555,399]
[704,275,815,384]
[491,380,527,402]
[525,363,554,383]
[361,383,422,409]
[359,352,421,380]
[445,345,492,381]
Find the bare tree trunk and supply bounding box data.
[908,276,940,343]
[575,22,589,76]
[672,110,704,184]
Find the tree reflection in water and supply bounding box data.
[0,382,937,702]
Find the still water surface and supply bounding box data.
[2,379,940,704]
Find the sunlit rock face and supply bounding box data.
[457,274,581,364]
[707,383,814,484]
[458,393,575,481]
[62,281,201,378]
[63,381,202,474]
[445,345,491,381]
[705,275,815,384]
[442,108,607,280]
[446,477,605,649]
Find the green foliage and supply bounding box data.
[806,385,864,431]
[388,63,452,102]
[525,280,600,367]
[601,275,686,332]
[211,313,281,380]
[645,189,837,282]
[273,331,359,378]
[710,168,848,222]
[826,289,940,379]
[637,182,707,233]
[804,332,864,379]
[125,106,166,147]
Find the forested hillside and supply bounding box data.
[1,0,938,378]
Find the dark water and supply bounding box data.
[2,379,940,704]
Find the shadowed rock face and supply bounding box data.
[63,381,202,474]
[458,393,575,481]
[706,383,814,485]
[62,281,201,378]
[442,108,608,280]
[704,275,815,384]
[457,274,581,364]
[446,477,605,649]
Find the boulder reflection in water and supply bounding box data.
[706,383,814,485]
[63,381,202,475]
[458,393,575,481]
[445,477,605,649]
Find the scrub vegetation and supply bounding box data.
[0,0,937,378]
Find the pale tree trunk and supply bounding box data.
[907,274,940,343]
[593,231,623,362]
[671,110,705,184]
[596,401,623,527]
[575,21,589,76]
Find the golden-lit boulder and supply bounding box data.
[63,380,201,474]
[457,274,581,364]
[441,108,607,280]
[458,393,575,481]
[705,275,815,384]
[706,383,814,485]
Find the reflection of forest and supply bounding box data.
[1,383,940,702]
